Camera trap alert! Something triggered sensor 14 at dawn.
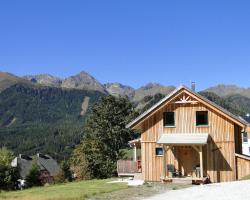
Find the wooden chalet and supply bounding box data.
[11,153,59,185]
[125,85,250,183]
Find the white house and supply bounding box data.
[242,132,250,156]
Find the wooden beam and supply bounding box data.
[162,145,171,178]
[162,145,166,178]
[165,145,171,152]
[199,146,203,179]
[133,145,137,162]
[192,145,203,178]
[175,101,199,104]
[191,145,200,153]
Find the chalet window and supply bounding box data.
[196,111,208,126]
[163,112,175,127]
[242,132,248,143]
[155,147,163,156]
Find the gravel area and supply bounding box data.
[91,182,191,200]
[143,180,250,200]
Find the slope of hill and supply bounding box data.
[206,84,250,99]
[0,72,32,92]
[61,71,106,93]
[103,82,175,104]
[2,70,250,160]
[23,74,62,87]
[24,71,107,93]
[139,93,166,113]
[139,91,250,121]
[133,83,175,110]
[133,83,175,102]
[198,91,247,117]
[104,83,135,98]
[22,71,176,102]
[0,83,104,160]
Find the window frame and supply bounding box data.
[163,112,175,127]
[196,111,209,126]
[155,147,164,156]
[242,132,248,143]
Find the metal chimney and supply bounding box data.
[191,82,196,92]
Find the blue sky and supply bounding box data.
[0,0,250,91]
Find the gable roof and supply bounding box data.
[126,85,248,129]
[12,153,59,179]
[37,154,59,176]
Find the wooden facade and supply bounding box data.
[235,153,250,179]
[127,86,250,183]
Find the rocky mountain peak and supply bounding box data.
[104,82,135,98]
[133,83,175,102]
[61,71,106,93]
[23,74,62,87]
[140,83,164,90]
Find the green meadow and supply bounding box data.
[0,179,128,200]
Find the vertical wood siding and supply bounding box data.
[140,91,242,182]
[235,154,250,179]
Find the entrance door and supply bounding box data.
[177,146,199,176]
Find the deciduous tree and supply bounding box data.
[72,95,138,178]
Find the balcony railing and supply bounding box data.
[117,160,141,175]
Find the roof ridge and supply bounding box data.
[126,85,247,129]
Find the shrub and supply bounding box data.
[0,147,20,190]
[54,160,72,183]
[25,158,41,187]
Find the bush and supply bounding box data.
[71,147,90,180]
[25,158,41,187]
[54,160,72,183]
[0,147,20,190]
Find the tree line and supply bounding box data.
[0,95,138,190]
[1,91,249,190]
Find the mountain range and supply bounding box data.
[21,71,176,102]
[1,70,250,159]
[19,71,250,114]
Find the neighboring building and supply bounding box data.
[125,85,250,183]
[240,115,250,156]
[242,132,250,156]
[11,153,59,185]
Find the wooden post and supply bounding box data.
[162,145,172,179]
[192,145,204,179]
[133,145,137,162]
[199,146,203,179]
[162,145,166,178]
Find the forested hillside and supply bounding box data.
[141,91,250,121]
[0,83,104,160]
[2,71,250,161]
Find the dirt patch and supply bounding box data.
[90,182,192,200]
[6,117,16,127]
[80,96,90,116]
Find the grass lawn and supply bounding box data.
[0,179,128,200]
[241,174,250,180]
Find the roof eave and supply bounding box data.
[126,85,247,130]
[126,86,184,129]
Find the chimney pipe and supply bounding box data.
[191,82,196,92]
